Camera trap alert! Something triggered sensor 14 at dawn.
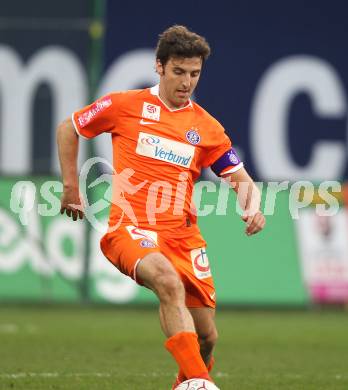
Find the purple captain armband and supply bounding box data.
[210,148,242,176]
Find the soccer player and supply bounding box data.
[57,25,265,389]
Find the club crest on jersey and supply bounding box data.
[142,102,161,121]
[190,248,211,279]
[185,129,201,145]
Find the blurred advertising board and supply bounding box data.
[295,210,348,303]
[0,177,315,305]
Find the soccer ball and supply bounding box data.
[175,378,220,390]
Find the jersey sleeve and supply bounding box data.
[201,118,243,176]
[71,93,123,139]
[201,118,232,167]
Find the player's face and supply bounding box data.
[156,56,202,109]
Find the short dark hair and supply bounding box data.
[156,25,211,66]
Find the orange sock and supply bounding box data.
[207,356,215,372]
[176,355,215,384]
[165,332,211,380]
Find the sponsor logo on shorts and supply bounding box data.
[125,225,158,244]
[78,95,112,128]
[140,239,156,248]
[136,132,195,168]
[185,129,201,145]
[190,248,212,279]
[142,102,161,121]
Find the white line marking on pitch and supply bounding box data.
[0,372,189,379]
[4,372,346,381]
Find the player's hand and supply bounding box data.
[242,211,265,236]
[60,186,84,221]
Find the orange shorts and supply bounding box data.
[100,225,216,308]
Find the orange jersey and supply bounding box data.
[72,85,234,236]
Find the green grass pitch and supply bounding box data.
[0,306,347,389]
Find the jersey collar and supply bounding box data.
[150,84,193,112]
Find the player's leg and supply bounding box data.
[136,252,195,336]
[189,307,217,367]
[173,307,217,387]
[167,238,217,388]
[136,252,211,381]
[101,228,211,383]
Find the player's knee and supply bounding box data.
[155,273,185,304]
[138,252,185,303]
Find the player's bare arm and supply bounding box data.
[56,118,84,221]
[223,167,266,236]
